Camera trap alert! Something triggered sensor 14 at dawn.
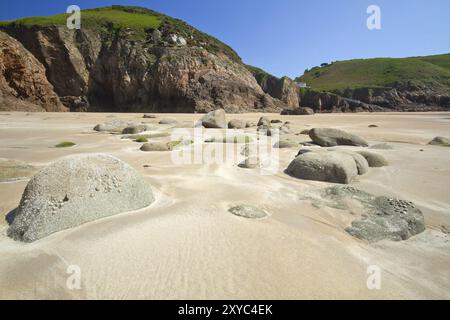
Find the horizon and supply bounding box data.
[1,0,450,78]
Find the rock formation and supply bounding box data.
[0,31,66,112]
[0,6,285,113]
[286,151,359,184]
[308,186,426,242]
[7,153,154,242]
[309,128,369,147]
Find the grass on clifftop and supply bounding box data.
[297,54,450,92]
[0,7,161,30]
[0,5,242,63]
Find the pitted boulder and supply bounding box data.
[7,154,154,242]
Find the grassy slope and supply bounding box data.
[297,54,450,92]
[0,5,241,62]
[246,65,276,84]
[0,7,161,29]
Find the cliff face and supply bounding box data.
[0,31,66,112]
[297,55,450,111]
[299,91,385,113]
[347,86,450,111]
[247,66,300,109]
[0,6,284,113]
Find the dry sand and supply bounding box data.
[0,111,449,299]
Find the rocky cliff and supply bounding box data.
[0,31,66,112]
[247,65,299,109]
[0,6,284,113]
[297,55,450,111]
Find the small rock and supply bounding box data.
[238,157,260,169]
[140,142,173,152]
[159,118,178,125]
[428,136,450,147]
[370,143,394,150]
[122,125,147,134]
[229,205,269,219]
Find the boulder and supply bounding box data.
[357,151,388,167]
[286,151,358,184]
[298,107,314,115]
[428,136,450,147]
[370,143,394,150]
[228,119,247,129]
[336,151,369,175]
[271,119,282,124]
[281,107,314,115]
[274,139,298,149]
[140,142,173,152]
[257,116,271,127]
[7,154,154,242]
[229,205,269,219]
[122,125,147,134]
[238,157,260,169]
[159,118,178,125]
[94,120,136,133]
[279,124,290,134]
[245,121,256,128]
[309,128,369,147]
[143,114,157,119]
[200,109,227,129]
[313,186,426,242]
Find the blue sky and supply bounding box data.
[1,0,449,78]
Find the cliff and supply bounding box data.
[0,6,284,113]
[0,31,66,112]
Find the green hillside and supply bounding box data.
[297,54,450,93]
[0,5,241,62]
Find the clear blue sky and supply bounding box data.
[1,0,449,78]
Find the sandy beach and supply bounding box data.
[0,111,449,299]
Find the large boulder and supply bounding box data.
[336,151,369,175]
[7,154,154,242]
[357,151,388,167]
[200,109,227,129]
[309,128,369,147]
[286,151,358,184]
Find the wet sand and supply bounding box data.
[0,111,449,299]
